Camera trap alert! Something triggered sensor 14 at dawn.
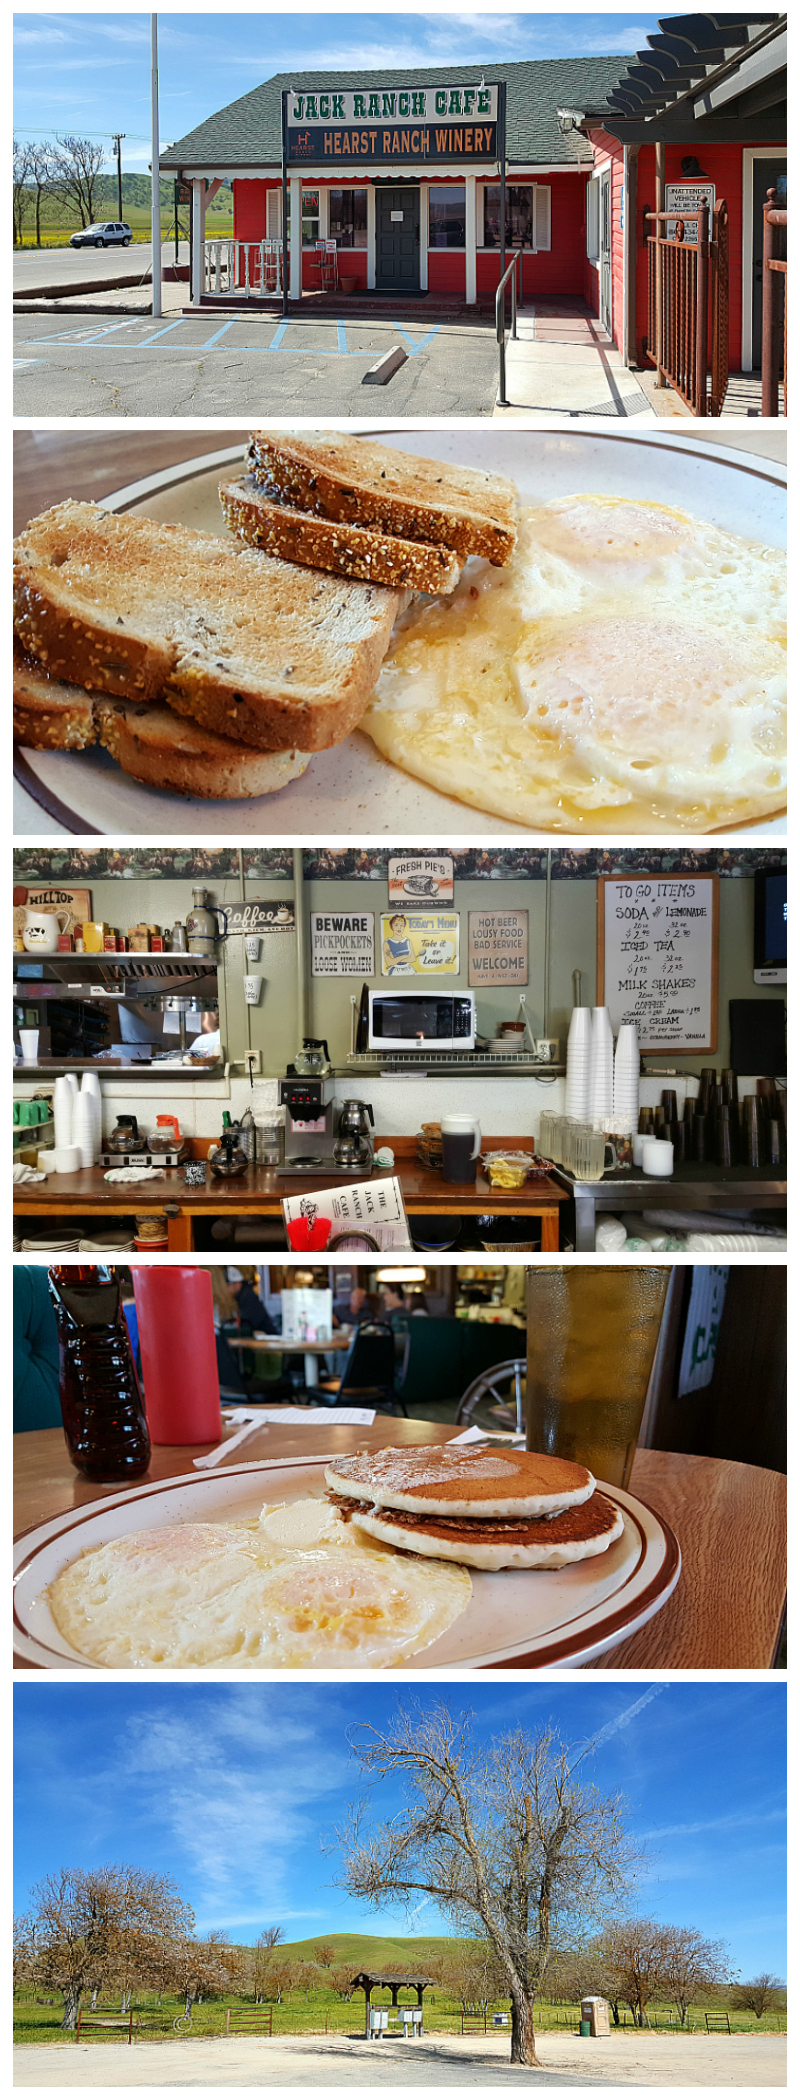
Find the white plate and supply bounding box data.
[13,1452,680,1672]
[15,428,785,837]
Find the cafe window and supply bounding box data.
[301,189,320,246]
[329,188,367,248]
[482,183,550,251]
[429,185,466,248]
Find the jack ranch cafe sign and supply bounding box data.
[286,82,500,166]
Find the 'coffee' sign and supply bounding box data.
[287,82,499,166]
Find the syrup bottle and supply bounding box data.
[48,1264,151,1481]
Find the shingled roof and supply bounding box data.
[160,55,631,173]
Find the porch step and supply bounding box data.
[189,294,492,321]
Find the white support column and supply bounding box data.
[419,184,428,291]
[318,186,329,239]
[290,175,302,300]
[366,184,376,289]
[465,173,477,304]
[191,179,205,304]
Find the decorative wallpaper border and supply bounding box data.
[13,846,786,884]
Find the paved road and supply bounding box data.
[13,311,499,416]
[12,2032,787,2088]
[14,242,188,290]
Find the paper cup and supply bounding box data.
[245,935,261,963]
[19,1030,39,1062]
[243,975,262,1005]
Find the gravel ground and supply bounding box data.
[13,2030,787,2087]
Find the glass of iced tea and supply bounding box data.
[525,1265,671,1490]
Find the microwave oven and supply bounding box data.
[368,988,476,1050]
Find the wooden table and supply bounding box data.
[13,1138,568,1252]
[13,431,253,536]
[225,1328,351,1386]
[14,1428,785,1672]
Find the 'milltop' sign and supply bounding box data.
[286,82,500,166]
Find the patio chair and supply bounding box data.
[455,1357,525,1435]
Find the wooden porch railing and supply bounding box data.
[762,187,787,416]
[645,201,729,416]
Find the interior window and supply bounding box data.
[429,185,466,248]
[483,184,534,249]
[329,189,368,248]
[301,189,320,246]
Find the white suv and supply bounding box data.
[70,221,133,248]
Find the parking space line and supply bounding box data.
[394,324,441,356]
[201,319,236,350]
[337,321,348,353]
[138,318,188,348]
[267,322,289,351]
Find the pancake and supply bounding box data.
[339,1487,624,1571]
[323,1445,594,1518]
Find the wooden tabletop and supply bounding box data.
[13,1428,785,1672]
[13,431,252,536]
[12,1157,567,1215]
[224,1331,352,1353]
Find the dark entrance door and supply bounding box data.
[751,157,787,368]
[375,188,420,291]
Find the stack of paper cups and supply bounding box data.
[613,1022,640,1131]
[564,1007,592,1121]
[72,1090,97,1171]
[53,1075,74,1150]
[80,1071,103,1158]
[589,1006,614,1122]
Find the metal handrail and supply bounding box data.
[496,249,522,408]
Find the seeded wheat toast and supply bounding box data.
[246,431,519,563]
[220,472,461,593]
[13,502,404,753]
[13,644,311,799]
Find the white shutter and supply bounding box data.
[534,184,551,252]
[586,176,600,261]
[267,189,282,241]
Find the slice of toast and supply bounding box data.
[14,645,311,800]
[220,473,460,594]
[246,430,519,564]
[14,502,403,753]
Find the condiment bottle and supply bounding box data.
[132,1268,222,1444]
[48,1265,151,1480]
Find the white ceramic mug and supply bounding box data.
[642,1137,674,1177]
[22,907,70,953]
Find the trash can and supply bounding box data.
[581,1996,610,2037]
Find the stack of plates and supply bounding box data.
[565,1007,592,1119]
[613,1023,640,1132]
[589,1006,614,1122]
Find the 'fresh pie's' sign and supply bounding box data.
[286,82,499,166]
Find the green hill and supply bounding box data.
[267,1931,470,1965]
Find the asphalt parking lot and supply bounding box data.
[13,310,499,416]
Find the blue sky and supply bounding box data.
[14,10,672,169]
[15,1679,786,1977]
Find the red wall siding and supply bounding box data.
[631,141,775,371]
[234,179,268,242]
[428,250,466,294]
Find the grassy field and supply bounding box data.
[13,1975,787,2048]
[15,178,233,249]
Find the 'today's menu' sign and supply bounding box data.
[597,874,719,1052]
[286,82,499,165]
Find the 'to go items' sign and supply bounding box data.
[597,874,719,1052]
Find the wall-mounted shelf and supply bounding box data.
[346,1050,566,1076]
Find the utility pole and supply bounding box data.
[111,133,126,221]
[150,13,161,316]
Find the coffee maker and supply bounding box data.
[279,1072,375,1177]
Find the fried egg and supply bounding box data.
[364,497,786,832]
[47,1504,471,1669]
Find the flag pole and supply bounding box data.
[151,13,162,317]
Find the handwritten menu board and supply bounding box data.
[597,874,719,1052]
[468,909,528,986]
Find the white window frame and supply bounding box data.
[477,181,550,252]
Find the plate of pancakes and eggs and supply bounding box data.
[13,426,785,838]
[13,1443,680,1671]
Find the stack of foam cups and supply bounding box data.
[72,1089,97,1172]
[613,1023,640,1132]
[589,1006,614,1123]
[80,1071,103,1159]
[53,1076,74,1150]
[565,1007,592,1121]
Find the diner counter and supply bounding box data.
[13,1135,569,1251]
[14,1424,786,1673]
[552,1159,786,1250]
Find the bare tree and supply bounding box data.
[28,141,55,246]
[49,135,106,230]
[264,1956,301,2005]
[26,1865,190,2030]
[443,1939,506,2017]
[13,138,32,246]
[13,1915,35,1994]
[329,1963,355,2002]
[658,1925,727,2028]
[602,1918,668,2028]
[731,1974,785,2020]
[335,1701,642,2067]
[314,1941,336,1969]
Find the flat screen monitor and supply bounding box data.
[754,870,787,983]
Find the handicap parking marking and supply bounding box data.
[16,312,444,361]
[393,323,442,356]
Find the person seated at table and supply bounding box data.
[227,1267,278,1335]
[332,1284,375,1329]
[14,1265,61,1432]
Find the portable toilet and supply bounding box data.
[581,1996,610,2037]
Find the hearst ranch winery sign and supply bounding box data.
[287,83,500,166]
